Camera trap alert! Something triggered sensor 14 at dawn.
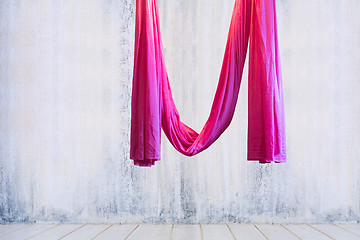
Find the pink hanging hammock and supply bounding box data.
[130,0,286,167]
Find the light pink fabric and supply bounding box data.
[130,0,286,167]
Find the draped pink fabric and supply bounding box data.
[130,0,286,167]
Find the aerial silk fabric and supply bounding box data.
[130,0,286,167]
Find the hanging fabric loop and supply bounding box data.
[130,0,286,167]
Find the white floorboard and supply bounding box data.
[171,224,202,240]
[227,224,266,240]
[282,224,331,240]
[93,224,138,240]
[59,224,111,240]
[126,224,172,240]
[309,224,360,240]
[335,224,360,237]
[0,224,57,240]
[200,224,234,240]
[0,224,30,237]
[255,224,299,240]
[28,224,85,240]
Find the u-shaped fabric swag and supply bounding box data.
[130,0,287,167]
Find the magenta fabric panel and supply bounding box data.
[130,0,286,167]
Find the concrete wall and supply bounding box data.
[1,0,360,224]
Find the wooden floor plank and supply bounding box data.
[335,224,360,237]
[255,224,299,240]
[93,224,138,240]
[126,224,172,240]
[171,224,202,240]
[0,224,58,240]
[0,224,31,237]
[309,224,360,240]
[282,224,331,240]
[59,224,111,240]
[227,224,267,240]
[28,224,85,240]
[200,224,234,240]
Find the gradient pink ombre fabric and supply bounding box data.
[130,0,286,167]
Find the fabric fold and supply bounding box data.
[130,0,286,167]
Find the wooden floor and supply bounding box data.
[0,223,359,240]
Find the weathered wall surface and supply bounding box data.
[1,0,360,224]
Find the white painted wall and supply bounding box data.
[1,0,360,224]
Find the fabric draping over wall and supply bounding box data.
[130,0,286,167]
